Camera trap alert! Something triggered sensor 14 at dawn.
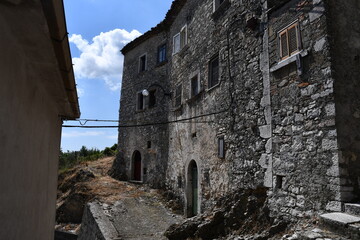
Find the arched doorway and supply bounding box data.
[132,151,141,181]
[187,160,198,217]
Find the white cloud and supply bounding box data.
[69,29,142,91]
[62,131,105,138]
[106,135,118,140]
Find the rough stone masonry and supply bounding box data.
[111,0,360,222]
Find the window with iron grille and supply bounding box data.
[174,84,182,108]
[208,55,219,88]
[279,22,301,60]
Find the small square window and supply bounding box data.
[275,175,284,190]
[139,54,147,72]
[190,74,200,98]
[218,137,225,158]
[209,55,219,88]
[148,89,156,108]
[279,22,301,60]
[174,84,182,108]
[147,141,151,149]
[158,44,167,63]
[137,92,145,110]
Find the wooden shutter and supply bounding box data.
[288,24,298,54]
[180,26,187,49]
[280,31,288,59]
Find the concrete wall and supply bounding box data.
[0,1,77,239]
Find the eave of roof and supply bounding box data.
[121,0,187,55]
[41,0,81,119]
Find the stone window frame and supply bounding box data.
[278,21,302,61]
[173,25,188,54]
[208,53,220,90]
[189,71,201,99]
[136,91,146,111]
[138,53,147,73]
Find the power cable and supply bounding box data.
[62,17,243,129]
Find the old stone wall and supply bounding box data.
[267,0,341,219]
[326,0,360,203]
[113,31,170,188]
[116,0,358,221]
[166,0,267,215]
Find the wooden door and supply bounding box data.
[133,151,141,181]
[191,164,198,215]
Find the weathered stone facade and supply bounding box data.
[112,0,360,220]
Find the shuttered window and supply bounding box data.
[173,25,187,54]
[191,74,200,97]
[288,26,298,54]
[279,22,301,60]
[209,55,219,88]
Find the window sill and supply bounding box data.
[270,50,308,73]
[206,82,220,93]
[135,109,146,113]
[173,45,189,57]
[172,104,182,111]
[155,60,168,68]
[129,180,143,184]
[137,70,147,76]
[212,0,230,20]
[186,91,203,104]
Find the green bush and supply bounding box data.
[58,144,117,172]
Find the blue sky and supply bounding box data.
[61,0,173,152]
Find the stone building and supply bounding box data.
[112,0,360,220]
[0,0,80,239]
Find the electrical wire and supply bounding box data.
[62,17,243,129]
[62,110,222,128]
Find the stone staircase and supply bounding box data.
[318,203,360,239]
[298,203,360,240]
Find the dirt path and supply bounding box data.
[56,157,184,239]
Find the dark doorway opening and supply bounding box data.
[133,151,141,181]
[187,160,198,217]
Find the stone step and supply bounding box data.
[344,203,360,216]
[320,212,360,239]
[298,228,350,240]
